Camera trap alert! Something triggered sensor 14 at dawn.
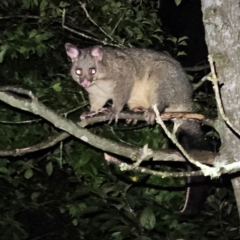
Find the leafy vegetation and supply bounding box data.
[0,0,238,239]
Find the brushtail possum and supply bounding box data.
[65,43,193,123]
[65,43,209,216]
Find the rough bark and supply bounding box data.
[201,0,240,218]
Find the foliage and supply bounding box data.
[0,0,235,239]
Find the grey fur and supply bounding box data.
[65,44,193,120]
[65,43,209,216]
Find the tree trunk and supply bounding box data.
[201,1,240,218]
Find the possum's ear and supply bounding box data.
[90,46,103,61]
[65,43,80,59]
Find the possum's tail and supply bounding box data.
[177,121,212,217]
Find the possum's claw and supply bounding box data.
[99,107,119,124]
[80,108,112,121]
[126,107,145,125]
[144,108,156,125]
[80,111,99,120]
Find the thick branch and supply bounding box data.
[0,87,216,165]
[78,111,207,127]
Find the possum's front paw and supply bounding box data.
[80,108,119,123]
[102,108,119,124]
[144,108,156,125]
[80,111,99,120]
[80,107,110,120]
[126,107,145,125]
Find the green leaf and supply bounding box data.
[0,45,8,63]
[140,206,156,230]
[178,36,188,42]
[18,45,28,54]
[59,1,70,7]
[11,51,18,59]
[22,0,30,8]
[36,45,44,57]
[40,32,53,41]
[31,192,40,201]
[52,83,62,92]
[59,208,65,213]
[101,220,120,232]
[46,161,53,176]
[102,5,109,13]
[24,169,33,179]
[136,32,143,40]
[177,51,187,56]
[135,237,152,240]
[72,218,78,226]
[142,20,154,25]
[29,29,38,38]
[111,232,121,237]
[2,0,8,7]
[69,205,77,217]
[40,0,48,12]
[125,27,133,37]
[175,0,182,6]
[167,37,177,44]
[33,0,38,6]
[169,218,179,229]
[0,167,9,174]
[136,10,144,19]
[151,34,163,43]
[179,41,187,46]
[116,2,121,8]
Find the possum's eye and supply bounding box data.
[89,68,96,75]
[75,68,82,75]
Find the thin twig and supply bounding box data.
[62,8,123,48]
[184,65,210,72]
[104,153,203,178]
[193,73,210,91]
[0,15,40,19]
[0,119,42,124]
[62,103,88,117]
[62,9,106,44]
[109,126,136,146]
[79,2,114,42]
[0,132,69,157]
[133,144,153,167]
[110,7,128,37]
[153,105,217,177]
[110,16,123,36]
[208,55,240,137]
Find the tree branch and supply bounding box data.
[0,132,69,157]
[78,111,207,127]
[0,15,41,20]
[62,8,124,48]
[192,74,211,91]
[79,2,115,43]
[153,105,215,177]
[184,64,210,72]
[104,153,204,178]
[208,55,240,137]
[0,86,216,165]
